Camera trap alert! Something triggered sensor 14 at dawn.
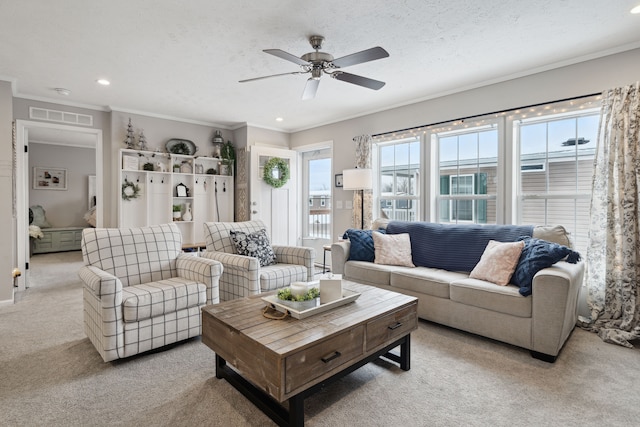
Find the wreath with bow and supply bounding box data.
[263,157,290,188]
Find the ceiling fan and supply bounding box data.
[239,35,389,100]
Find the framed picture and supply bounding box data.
[335,173,343,188]
[33,167,67,190]
[176,183,188,197]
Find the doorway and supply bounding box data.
[15,120,103,291]
[299,144,333,271]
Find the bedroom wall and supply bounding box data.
[28,143,95,228]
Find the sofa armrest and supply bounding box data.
[330,241,351,275]
[78,265,122,304]
[176,254,223,304]
[531,260,585,357]
[272,245,316,281]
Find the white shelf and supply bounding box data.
[119,150,234,243]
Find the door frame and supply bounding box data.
[15,120,103,291]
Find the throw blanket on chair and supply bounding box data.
[386,221,534,272]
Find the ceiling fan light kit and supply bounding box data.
[240,35,389,100]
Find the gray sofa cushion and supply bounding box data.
[449,278,532,318]
[391,267,468,298]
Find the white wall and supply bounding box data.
[0,81,13,304]
[290,48,640,239]
[28,143,95,227]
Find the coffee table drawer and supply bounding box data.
[285,325,364,393]
[366,304,417,352]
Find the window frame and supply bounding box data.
[374,136,421,222]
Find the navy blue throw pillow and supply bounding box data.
[512,236,581,296]
[343,228,386,262]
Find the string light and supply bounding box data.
[372,94,601,142]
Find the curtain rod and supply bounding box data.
[367,92,601,139]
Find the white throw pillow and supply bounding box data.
[372,231,415,267]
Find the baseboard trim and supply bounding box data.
[0,293,14,307]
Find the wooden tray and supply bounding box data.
[262,289,361,320]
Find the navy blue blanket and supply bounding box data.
[386,221,534,272]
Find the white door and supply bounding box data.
[250,146,298,246]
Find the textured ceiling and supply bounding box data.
[2,0,640,133]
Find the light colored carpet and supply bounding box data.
[2,251,639,426]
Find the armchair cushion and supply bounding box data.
[121,279,205,322]
[259,264,308,292]
[230,228,276,267]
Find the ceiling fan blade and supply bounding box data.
[239,71,305,83]
[302,78,320,100]
[331,46,389,68]
[264,49,310,66]
[332,72,385,90]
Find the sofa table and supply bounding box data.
[201,281,418,427]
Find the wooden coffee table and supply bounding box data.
[201,281,418,427]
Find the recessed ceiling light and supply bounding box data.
[631,5,640,13]
[96,79,110,86]
[54,88,71,96]
[275,117,284,122]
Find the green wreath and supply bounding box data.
[122,179,141,201]
[263,157,290,188]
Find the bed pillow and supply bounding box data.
[230,228,276,267]
[512,236,581,296]
[373,231,415,267]
[469,240,524,286]
[342,228,386,262]
[29,205,51,228]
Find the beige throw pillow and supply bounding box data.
[469,240,525,286]
[373,231,415,267]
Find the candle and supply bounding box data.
[290,282,308,298]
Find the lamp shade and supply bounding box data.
[343,168,372,190]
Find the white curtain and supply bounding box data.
[583,82,640,348]
[353,135,373,229]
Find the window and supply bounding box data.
[377,137,420,221]
[436,126,497,224]
[517,110,599,254]
[372,95,600,243]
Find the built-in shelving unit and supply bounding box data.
[119,149,234,245]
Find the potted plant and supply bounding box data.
[172,204,182,220]
[220,141,235,176]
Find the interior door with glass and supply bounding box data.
[249,146,298,246]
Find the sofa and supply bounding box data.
[79,223,223,362]
[331,220,584,362]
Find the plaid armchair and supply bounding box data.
[78,223,222,362]
[201,220,315,301]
